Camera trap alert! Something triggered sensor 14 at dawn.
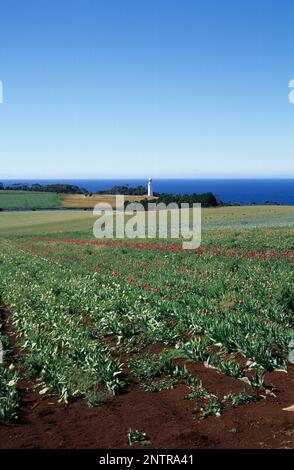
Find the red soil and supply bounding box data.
[1,358,294,449]
[1,283,293,450]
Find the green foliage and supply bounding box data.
[0,220,293,414]
[210,356,245,378]
[0,364,19,422]
[182,336,212,361]
[0,191,61,209]
[134,192,221,208]
[277,287,294,317]
[143,378,177,392]
[249,369,265,388]
[185,386,208,400]
[128,352,174,381]
[224,391,259,407]
[127,428,151,446]
[199,397,224,419]
[1,183,88,194]
[97,184,147,196]
[85,388,108,407]
[228,427,237,433]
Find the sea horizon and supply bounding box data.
[1,178,294,206]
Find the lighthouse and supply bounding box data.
[148,178,153,197]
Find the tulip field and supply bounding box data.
[0,207,293,448]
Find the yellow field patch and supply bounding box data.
[61,194,154,208]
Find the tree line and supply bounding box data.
[0,182,89,194]
[0,182,147,195]
[0,183,222,207]
[125,192,222,208]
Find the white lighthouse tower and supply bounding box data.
[148,178,153,197]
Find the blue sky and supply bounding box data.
[0,0,293,178]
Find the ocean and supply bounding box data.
[1,179,294,205]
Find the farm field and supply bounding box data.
[0,191,151,210]
[61,193,152,208]
[0,205,293,236]
[0,191,61,210]
[0,207,293,449]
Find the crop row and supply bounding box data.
[0,329,19,422]
[0,236,293,416]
